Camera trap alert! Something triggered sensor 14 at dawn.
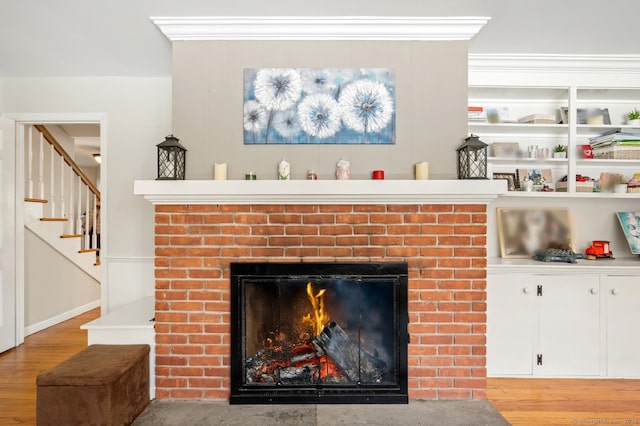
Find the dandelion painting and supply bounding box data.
[243,68,395,144]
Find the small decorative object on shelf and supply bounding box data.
[372,170,385,180]
[456,135,488,180]
[156,135,186,180]
[278,158,291,180]
[491,142,519,158]
[556,174,595,192]
[627,174,640,193]
[336,158,350,180]
[532,248,584,264]
[307,169,318,180]
[627,108,640,126]
[580,144,594,159]
[553,144,566,158]
[245,172,257,180]
[518,113,556,124]
[585,241,614,260]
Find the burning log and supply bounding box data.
[312,321,385,383]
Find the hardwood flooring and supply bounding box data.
[2,310,640,425]
[0,308,100,425]
[488,377,640,425]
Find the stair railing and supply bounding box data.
[25,125,101,252]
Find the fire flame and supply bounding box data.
[302,282,330,336]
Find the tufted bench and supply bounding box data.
[36,344,150,426]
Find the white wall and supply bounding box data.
[24,229,100,329]
[1,77,171,312]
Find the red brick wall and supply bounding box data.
[153,203,487,400]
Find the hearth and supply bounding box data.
[230,262,409,404]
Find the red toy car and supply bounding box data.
[585,240,613,259]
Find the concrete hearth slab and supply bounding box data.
[132,400,509,425]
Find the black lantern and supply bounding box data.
[456,134,488,179]
[156,135,187,180]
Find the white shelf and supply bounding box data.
[576,159,640,168]
[489,157,568,165]
[134,179,507,205]
[499,191,640,198]
[488,257,640,274]
[469,122,567,134]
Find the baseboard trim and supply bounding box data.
[24,299,101,336]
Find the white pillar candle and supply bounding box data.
[214,163,227,180]
[415,162,429,180]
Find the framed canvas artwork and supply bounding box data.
[617,212,640,254]
[243,68,396,145]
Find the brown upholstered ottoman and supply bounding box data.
[36,344,150,426]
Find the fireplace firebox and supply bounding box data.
[230,262,409,404]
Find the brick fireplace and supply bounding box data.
[136,180,504,401]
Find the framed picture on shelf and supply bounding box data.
[516,168,553,185]
[493,172,518,191]
[497,208,574,258]
[577,108,611,125]
[616,212,640,254]
[560,107,611,125]
[491,142,520,158]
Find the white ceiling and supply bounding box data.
[0,0,637,78]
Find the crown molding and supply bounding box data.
[469,54,640,74]
[151,16,490,41]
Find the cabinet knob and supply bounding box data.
[590,288,599,295]
[611,288,620,295]
[523,287,531,294]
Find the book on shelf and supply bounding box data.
[589,128,640,147]
[468,106,486,121]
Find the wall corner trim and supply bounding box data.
[150,16,490,41]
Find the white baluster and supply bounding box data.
[76,174,83,236]
[59,153,66,223]
[84,184,90,250]
[38,130,45,199]
[67,171,74,235]
[49,143,55,217]
[27,126,34,199]
[92,193,98,251]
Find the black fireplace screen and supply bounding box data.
[230,262,408,404]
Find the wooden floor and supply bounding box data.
[2,310,640,425]
[488,377,640,425]
[0,308,100,425]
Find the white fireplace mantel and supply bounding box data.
[150,16,490,41]
[134,180,506,205]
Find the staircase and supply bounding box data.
[23,125,101,282]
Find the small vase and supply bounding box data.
[553,152,567,159]
[628,118,640,127]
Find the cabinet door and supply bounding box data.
[605,275,640,377]
[487,273,537,376]
[537,275,600,376]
